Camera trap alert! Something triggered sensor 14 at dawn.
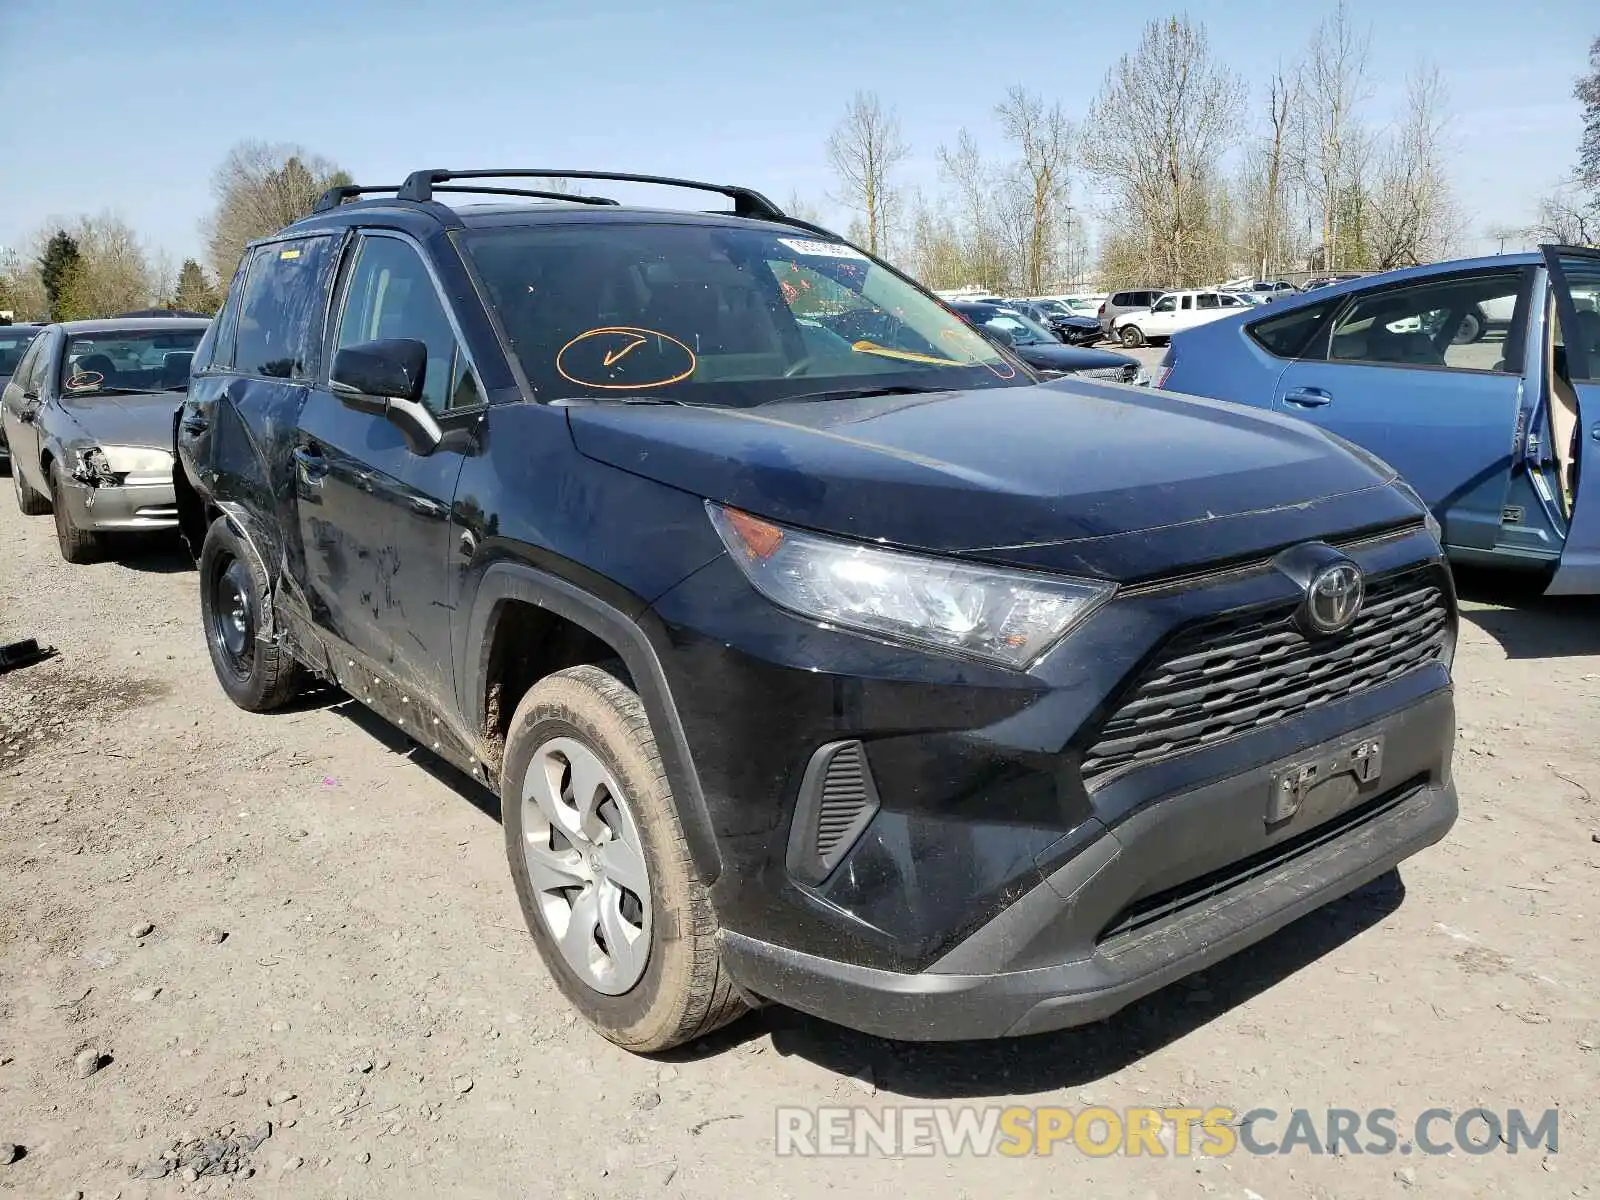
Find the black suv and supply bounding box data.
[175,168,1458,1052]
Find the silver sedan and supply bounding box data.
[1,317,209,562]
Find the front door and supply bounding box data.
[1545,247,1600,595]
[295,230,484,709]
[1143,294,1179,338]
[1272,265,1530,554]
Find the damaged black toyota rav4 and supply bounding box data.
[175,169,1457,1052]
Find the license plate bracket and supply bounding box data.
[1267,735,1385,827]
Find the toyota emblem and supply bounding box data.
[1304,562,1364,634]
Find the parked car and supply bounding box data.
[1098,288,1164,336]
[1303,273,1365,291]
[1042,296,1102,319]
[1158,248,1600,594]
[2,318,207,561]
[950,302,1143,380]
[1007,299,1102,345]
[0,322,43,471]
[176,166,1456,1052]
[1113,288,1250,347]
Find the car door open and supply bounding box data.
[1544,247,1600,595]
[1271,267,1531,559]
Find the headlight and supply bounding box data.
[708,504,1114,669]
[98,445,174,476]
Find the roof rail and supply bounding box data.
[427,184,620,206]
[396,169,786,220]
[312,184,403,213]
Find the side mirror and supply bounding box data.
[330,339,441,455]
[331,339,427,406]
[18,391,40,421]
[984,325,1016,348]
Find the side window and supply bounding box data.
[1112,292,1130,306]
[1555,259,1600,382]
[335,235,478,414]
[197,256,250,372]
[1197,293,1219,309]
[1180,295,1194,311]
[1249,302,1335,358]
[1152,296,1176,313]
[10,338,42,393]
[1326,270,1523,371]
[234,236,335,379]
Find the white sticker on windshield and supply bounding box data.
[777,237,868,260]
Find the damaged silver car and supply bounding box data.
[1,317,209,562]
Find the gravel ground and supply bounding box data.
[2,472,1598,1199]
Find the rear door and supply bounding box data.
[1545,247,1600,595]
[1270,266,1530,554]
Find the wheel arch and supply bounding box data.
[464,561,723,885]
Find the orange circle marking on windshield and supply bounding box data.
[66,371,104,389]
[556,327,697,390]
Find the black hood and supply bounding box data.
[565,381,1420,581]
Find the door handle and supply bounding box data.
[410,496,445,517]
[1283,388,1333,408]
[292,446,329,482]
[180,412,209,436]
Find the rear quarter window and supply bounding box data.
[232,236,337,380]
[1247,301,1335,359]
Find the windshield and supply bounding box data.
[463,222,1026,406]
[63,328,204,395]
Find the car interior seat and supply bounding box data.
[73,353,117,387]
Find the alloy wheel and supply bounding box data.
[521,736,652,995]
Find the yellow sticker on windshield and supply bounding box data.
[279,249,301,260]
[849,340,962,366]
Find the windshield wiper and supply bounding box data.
[760,384,950,407]
[64,386,161,397]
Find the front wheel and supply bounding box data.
[13,459,50,515]
[1120,324,1146,348]
[199,516,303,711]
[50,463,102,563]
[503,664,747,1052]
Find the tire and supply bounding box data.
[1120,323,1146,348]
[13,458,50,515]
[502,664,747,1053]
[1452,312,1482,345]
[50,462,101,563]
[198,515,303,711]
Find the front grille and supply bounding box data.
[1076,363,1140,383]
[1080,569,1450,781]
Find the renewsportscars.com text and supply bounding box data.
[775,1105,1559,1158]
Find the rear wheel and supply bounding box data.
[502,664,747,1052]
[12,460,50,515]
[50,463,101,563]
[199,516,303,711]
[1120,323,1146,348]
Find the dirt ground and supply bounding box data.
[2,487,1598,1200]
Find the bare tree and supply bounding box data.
[1080,15,1241,286]
[1292,1,1373,271]
[59,214,160,316]
[1577,34,1600,206]
[1530,184,1598,245]
[1365,65,1462,268]
[995,87,1076,293]
[203,141,352,282]
[1235,71,1299,277]
[785,191,825,225]
[937,130,1010,289]
[826,92,909,256]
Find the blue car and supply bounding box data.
[1159,247,1600,595]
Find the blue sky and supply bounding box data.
[0,0,1591,269]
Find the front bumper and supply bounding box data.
[56,476,178,532]
[718,695,1456,1040]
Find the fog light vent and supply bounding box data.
[786,740,881,886]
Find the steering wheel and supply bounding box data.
[782,356,816,379]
